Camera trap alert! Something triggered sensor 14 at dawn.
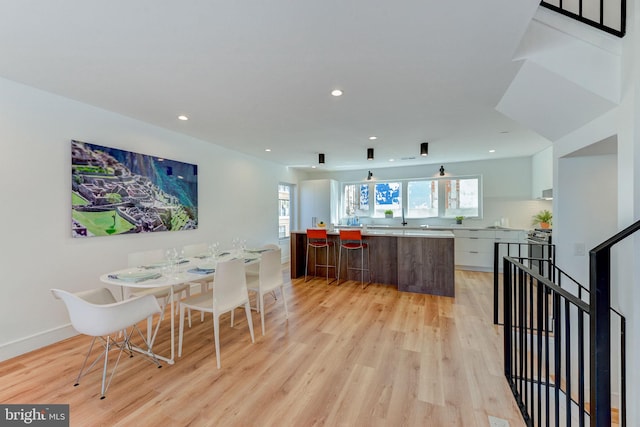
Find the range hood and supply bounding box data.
[541,188,553,200]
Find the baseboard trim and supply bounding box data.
[0,324,76,362]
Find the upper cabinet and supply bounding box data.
[532,146,553,199]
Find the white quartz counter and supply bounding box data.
[292,229,454,238]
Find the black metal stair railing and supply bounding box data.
[494,236,628,427]
[589,220,640,425]
[540,0,626,37]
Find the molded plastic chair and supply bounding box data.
[126,249,191,339]
[178,258,255,369]
[305,228,336,283]
[51,288,161,399]
[182,242,212,291]
[245,243,279,280]
[182,243,214,322]
[246,248,288,335]
[338,229,371,288]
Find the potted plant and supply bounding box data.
[532,210,552,229]
[384,209,394,218]
[455,216,464,224]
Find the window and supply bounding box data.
[343,183,369,217]
[444,178,479,218]
[407,180,438,218]
[373,182,402,217]
[278,184,291,238]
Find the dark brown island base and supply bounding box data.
[290,229,455,297]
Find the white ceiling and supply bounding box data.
[0,0,551,171]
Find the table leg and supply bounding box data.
[169,286,175,363]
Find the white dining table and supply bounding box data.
[99,249,266,364]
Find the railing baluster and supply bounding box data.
[578,311,585,427]
[565,299,572,427]
[554,292,561,427]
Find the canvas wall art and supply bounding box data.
[71,140,198,237]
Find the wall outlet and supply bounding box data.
[574,242,586,256]
[488,416,510,427]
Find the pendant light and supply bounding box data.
[420,142,428,156]
[367,148,374,160]
[319,153,325,164]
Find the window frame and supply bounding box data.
[340,175,482,220]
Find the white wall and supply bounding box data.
[0,77,301,361]
[556,153,618,285]
[305,156,552,230]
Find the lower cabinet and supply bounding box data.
[454,229,525,271]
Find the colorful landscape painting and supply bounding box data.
[71,140,198,237]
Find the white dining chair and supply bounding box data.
[182,242,214,293]
[178,258,255,369]
[126,249,191,341]
[245,243,279,279]
[246,248,288,335]
[51,288,161,399]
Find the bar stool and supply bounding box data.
[338,229,371,288]
[305,228,337,283]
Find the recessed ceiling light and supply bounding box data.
[265,148,271,152]
[311,165,317,169]
[489,149,496,153]
[389,159,395,162]
[178,115,189,121]
[331,89,343,97]
[369,136,377,140]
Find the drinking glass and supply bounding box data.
[209,242,219,260]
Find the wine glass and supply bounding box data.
[164,247,178,274]
[209,242,219,260]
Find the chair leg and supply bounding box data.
[259,293,265,336]
[304,244,310,282]
[337,246,342,285]
[214,314,221,369]
[100,329,131,399]
[178,304,186,357]
[100,336,110,399]
[245,302,255,343]
[75,337,98,386]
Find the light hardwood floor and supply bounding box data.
[0,269,525,427]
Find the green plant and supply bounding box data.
[455,216,464,221]
[384,209,393,215]
[532,210,552,225]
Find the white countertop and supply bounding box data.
[292,229,454,238]
[336,225,524,232]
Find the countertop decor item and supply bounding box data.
[532,210,552,228]
[384,210,393,218]
[455,216,464,224]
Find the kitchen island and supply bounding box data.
[290,229,455,297]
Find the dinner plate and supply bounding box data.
[109,271,163,283]
[246,248,269,254]
[188,267,215,275]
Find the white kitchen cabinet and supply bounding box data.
[454,229,495,270]
[455,229,526,271]
[299,179,339,229]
